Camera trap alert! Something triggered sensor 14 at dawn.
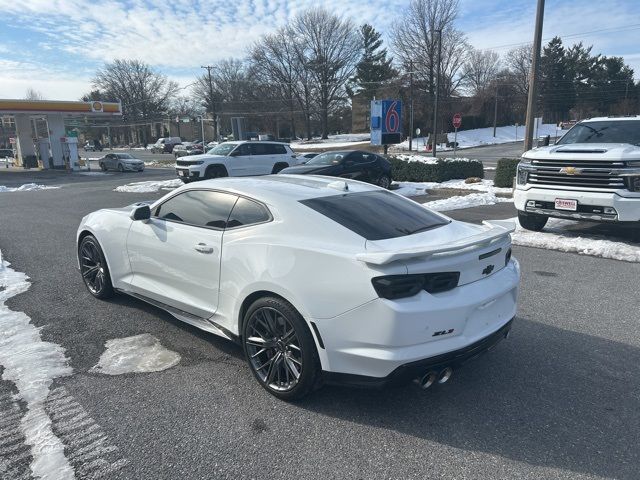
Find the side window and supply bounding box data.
[345,152,364,164]
[360,153,376,163]
[272,144,287,155]
[234,144,251,156]
[251,143,270,155]
[226,197,271,228]
[154,190,238,229]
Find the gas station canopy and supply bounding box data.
[0,99,122,170]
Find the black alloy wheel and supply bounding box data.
[78,235,114,299]
[378,174,391,189]
[243,297,321,400]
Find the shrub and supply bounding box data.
[493,158,521,188]
[388,156,484,183]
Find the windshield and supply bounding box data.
[207,143,237,156]
[306,152,347,165]
[116,154,134,159]
[300,191,449,240]
[557,120,640,145]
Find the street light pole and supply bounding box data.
[493,83,499,137]
[524,0,545,152]
[201,65,217,141]
[431,29,442,157]
[409,60,414,152]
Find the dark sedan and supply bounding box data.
[280,150,392,188]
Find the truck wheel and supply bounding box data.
[204,165,228,180]
[518,211,548,231]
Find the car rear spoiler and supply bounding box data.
[356,220,516,265]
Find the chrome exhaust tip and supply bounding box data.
[437,367,453,384]
[416,371,438,390]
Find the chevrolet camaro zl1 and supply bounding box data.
[77,175,520,400]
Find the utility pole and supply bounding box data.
[524,0,545,152]
[409,60,414,152]
[431,29,442,157]
[493,83,499,137]
[201,65,217,141]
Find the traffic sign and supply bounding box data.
[453,113,462,129]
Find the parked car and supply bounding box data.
[280,150,393,189]
[0,148,14,158]
[98,153,145,172]
[175,141,299,182]
[515,116,640,231]
[173,143,204,159]
[83,142,96,152]
[151,137,182,154]
[77,175,519,399]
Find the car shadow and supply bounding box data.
[294,318,640,479]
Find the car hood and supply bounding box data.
[184,153,226,161]
[524,143,640,161]
[280,164,337,174]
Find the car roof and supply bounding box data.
[582,116,640,123]
[179,174,380,204]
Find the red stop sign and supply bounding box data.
[453,113,462,129]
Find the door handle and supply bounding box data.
[194,242,215,254]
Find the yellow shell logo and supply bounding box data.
[91,101,103,112]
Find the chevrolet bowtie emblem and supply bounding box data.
[560,166,581,175]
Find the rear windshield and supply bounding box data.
[300,191,449,240]
[557,120,640,145]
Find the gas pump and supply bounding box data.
[61,137,80,171]
[37,139,51,169]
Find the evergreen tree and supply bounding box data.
[349,24,397,99]
[540,37,574,122]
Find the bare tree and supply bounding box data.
[391,0,463,95]
[505,44,532,95]
[462,48,501,95]
[290,8,361,139]
[250,27,310,139]
[439,29,469,97]
[25,88,44,100]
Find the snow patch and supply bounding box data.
[0,183,60,192]
[114,179,183,193]
[424,193,512,212]
[291,133,370,150]
[0,252,74,479]
[393,154,479,165]
[394,178,512,197]
[91,334,181,375]
[511,218,640,263]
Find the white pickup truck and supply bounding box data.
[514,116,640,231]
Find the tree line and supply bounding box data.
[82,0,639,144]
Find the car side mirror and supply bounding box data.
[229,150,239,157]
[130,204,151,221]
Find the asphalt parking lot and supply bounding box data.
[1,170,639,479]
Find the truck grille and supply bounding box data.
[176,159,198,166]
[528,159,626,190]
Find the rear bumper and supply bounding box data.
[323,318,513,388]
[514,187,640,222]
[313,259,520,379]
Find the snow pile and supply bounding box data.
[511,218,640,263]
[393,154,479,165]
[0,183,60,192]
[394,178,512,197]
[424,193,512,212]
[292,133,370,150]
[91,334,181,375]
[393,123,559,151]
[0,252,74,479]
[114,179,182,193]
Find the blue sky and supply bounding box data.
[0,0,638,100]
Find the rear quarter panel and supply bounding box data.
[77,209,134,288]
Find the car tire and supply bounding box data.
[518,211,548,231]
[378,174,391,189]
[271,162,289,174]
[78,235,114,300]
[204,165,228,180]
[242,296,321,401]
[99,162,107,171]
[117,163,124,172]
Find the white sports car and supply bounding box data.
[77,175,520,399]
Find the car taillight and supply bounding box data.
[372,272,460,300]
